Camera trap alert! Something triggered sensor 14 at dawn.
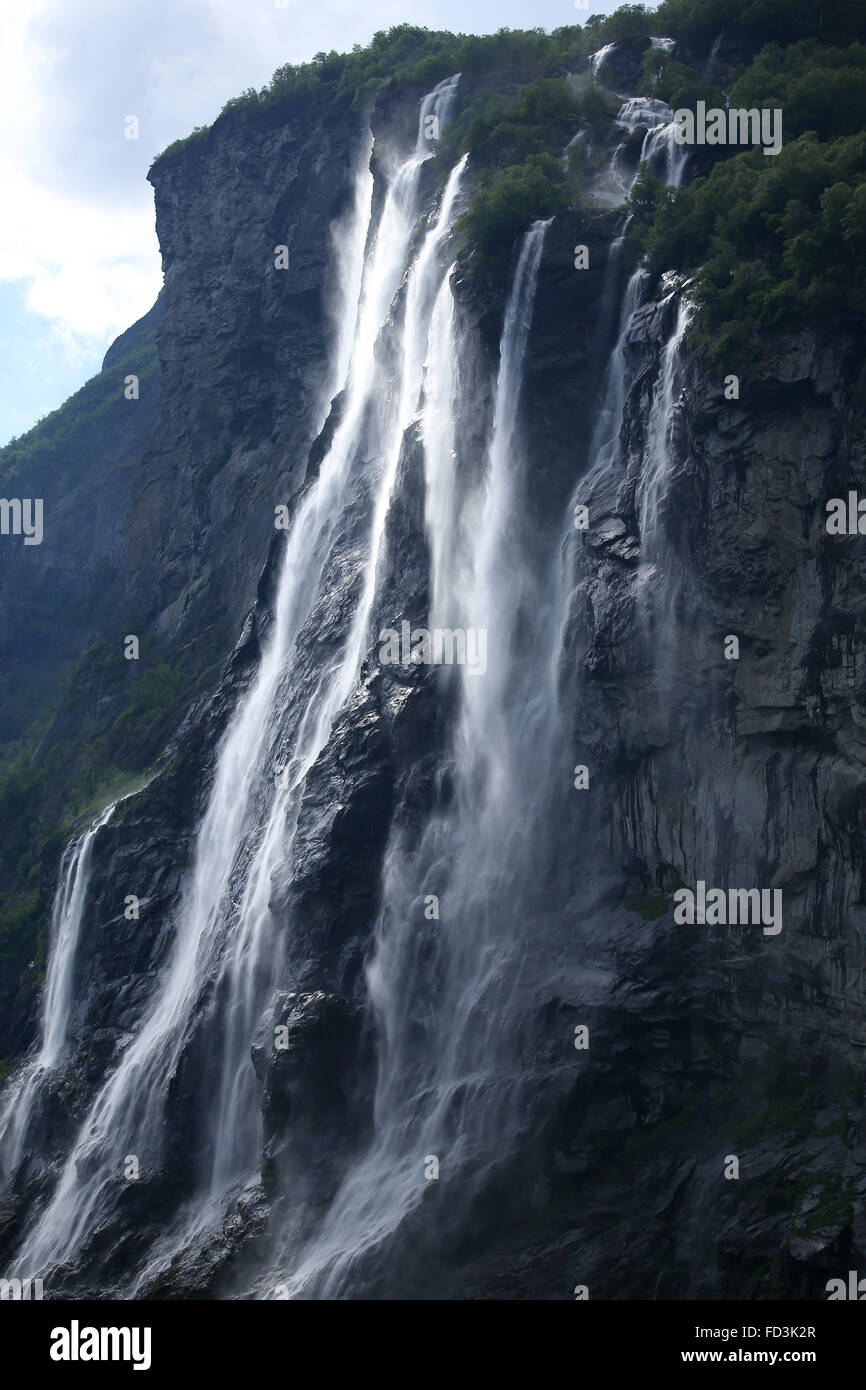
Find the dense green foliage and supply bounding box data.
[153,26,585,164]
[630,32,866,362]
[460,155,569,261]
[151,0,866,308]
[654,0,866,47]
[729,39,866,140]
[437,77,579,167]
[151,0,866,167]
[152,15,672,166]
[632,133,866,359]
[435,75,620,267]
[640,49,721,108]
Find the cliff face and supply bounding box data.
[496,290,866,1300]
[233,262,866,1303]
[1,27,865,1301]
[134,100,361,647]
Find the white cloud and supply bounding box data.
[0,159,160,351]
[0,1,158,357]
[0,0,412,362]
[0,0,619,374]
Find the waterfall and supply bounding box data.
[643,122,688,191]
[596,228,630,343]
[563,267,693,752]
[586,266,650,481]
[11,75,465,1285]
[639,295,692,549]
[588,43,617,81]
[633,291,693,683]
[603,97,688,205]
[1,42,706,1295]
[706,33,725,88]
[561,151,695,753]
[570,278,692,592]
[581,85,694,499]
[0,802,116,1183]
[615,97,688,191]
[326,129,375,406]
[276,219,555,1297]
[422,272,463,624]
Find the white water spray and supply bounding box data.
[639,294,692,545]
[588,43,617,81]
[277,219,554,1297]
[0,802,117,1183]
[12,76,466,1285]
[616,97,689,191]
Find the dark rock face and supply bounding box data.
[134,102,362,649]
[489,290,866,1300]
[2,42,866,1304]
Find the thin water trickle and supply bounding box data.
[0,802,117,1184]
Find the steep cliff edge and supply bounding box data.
[135,98,362,649]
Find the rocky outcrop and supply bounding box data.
[134,100,364,649]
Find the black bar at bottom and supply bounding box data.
[3,1298,860,1377]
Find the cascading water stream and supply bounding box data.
[576,85,694,507]
[597,98,688,208]
[326,129,375,407]
[562,271,694,747]
[555,112,696,827]
[638,295,693,548]
[3,52,702,1296]
[586,267,649,480]
[147,142,470,1291]
[588,43,617,80]
[198,148,469,1214]
[633,293,693,698]
[0,801,117,1184]
[567,281,692,621]
[277,219,556,1297]
[615,97,689,191]
[421,272,463,623]
[13,75,464,1284]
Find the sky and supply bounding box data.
[0,0,625,446]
